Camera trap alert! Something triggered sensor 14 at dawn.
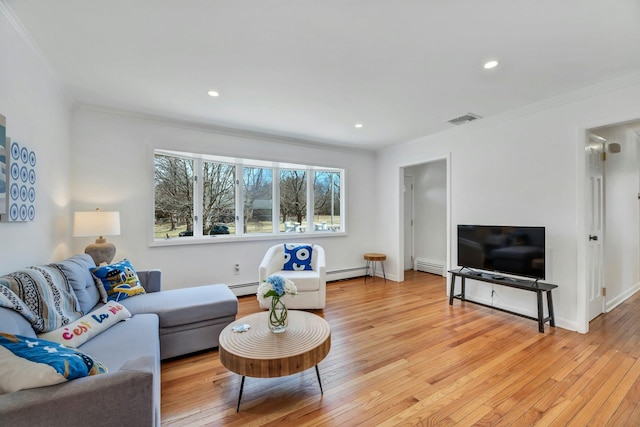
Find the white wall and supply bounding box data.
[5,0,640,329]
[70,107,376,292]
[405,160,447,271]
[600,124,640,310]
[376,75,640,332]
[0,6,72,272]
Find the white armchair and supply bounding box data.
[258,243,326,309]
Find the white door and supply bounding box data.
[587,134,605,321]
[403,175,414,270]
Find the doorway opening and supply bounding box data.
[582,119,640,330]
[401,157,450,282]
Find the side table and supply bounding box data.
[364,252,386,282]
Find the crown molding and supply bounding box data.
[74,103,374,155]
[396,71,640,150]
[0,1,71,103]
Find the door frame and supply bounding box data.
[586,133,605,321]
[398,153,451,283]
[403,174,415,270]
[577,113,640,333]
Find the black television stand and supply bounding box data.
[448,268,557,333]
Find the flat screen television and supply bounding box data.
[457,225,545,280]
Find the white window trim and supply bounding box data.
[150,149,346,246]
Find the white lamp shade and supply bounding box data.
[73,211,121,237]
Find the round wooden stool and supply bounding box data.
[364,252,386,282]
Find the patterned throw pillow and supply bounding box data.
[283,244,313,271]
[38,301,131,348]
[0,266,83,333]
[0,333,107,394]
[90,259,146,302]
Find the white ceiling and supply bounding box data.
[6,0,640,149]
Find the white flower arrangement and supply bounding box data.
[257,275,297,304]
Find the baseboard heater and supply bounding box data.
[228,281,260,291]
[415,258,445,276]
[327,267,364,279]
[228,267,366,296]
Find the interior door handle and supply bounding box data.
[589,235,598,241]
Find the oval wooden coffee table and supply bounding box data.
[219,310,331,411]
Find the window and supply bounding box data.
[313,171,341,232]
[154,154,195,238]
[279,169,307,232]
[244,167,273,234]
[202,160,235,235]
[153,150,344,241]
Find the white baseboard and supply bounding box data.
[606,282,640,313]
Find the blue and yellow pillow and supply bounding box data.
[283,244,313,271]
[90,259,146,302]
[0,333,107,394]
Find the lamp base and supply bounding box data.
[85,241,116,265]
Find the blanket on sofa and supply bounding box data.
[0,265,82,333]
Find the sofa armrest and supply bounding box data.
[0,361,155,427]
[137,269,162,293]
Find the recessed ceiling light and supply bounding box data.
[483,60,499,70]
[207,90,219,97]
[355,123,363,128]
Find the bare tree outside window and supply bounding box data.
[154,150,344,240]
[243,167,273,234]
[314,171,341,231]
[202,161,235,235]
[154,155,194,238]
[280,169,306,232]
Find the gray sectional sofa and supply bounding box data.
[0,254,238,427]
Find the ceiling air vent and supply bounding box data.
[447,113,481,125]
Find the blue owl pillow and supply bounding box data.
[0,333,107,394]
[283,244,313,271]
[90,259,146,302]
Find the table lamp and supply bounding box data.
[73,209,121,265]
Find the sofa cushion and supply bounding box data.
[120,284,237,328]
[78,313,159,371]
[38,301,131,348]
[0,333,107,394]
[90,259,146,302]
[52,254,100,314]
[283,244,313,271]
[0,307,37,338]
[274,270,321,292]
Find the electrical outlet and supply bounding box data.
[234,263,240,275]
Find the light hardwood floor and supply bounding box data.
[161,271,640,426]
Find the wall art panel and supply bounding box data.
[5,140,36,222]
[0,114,5,216]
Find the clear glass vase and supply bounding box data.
[268,296,288,333]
